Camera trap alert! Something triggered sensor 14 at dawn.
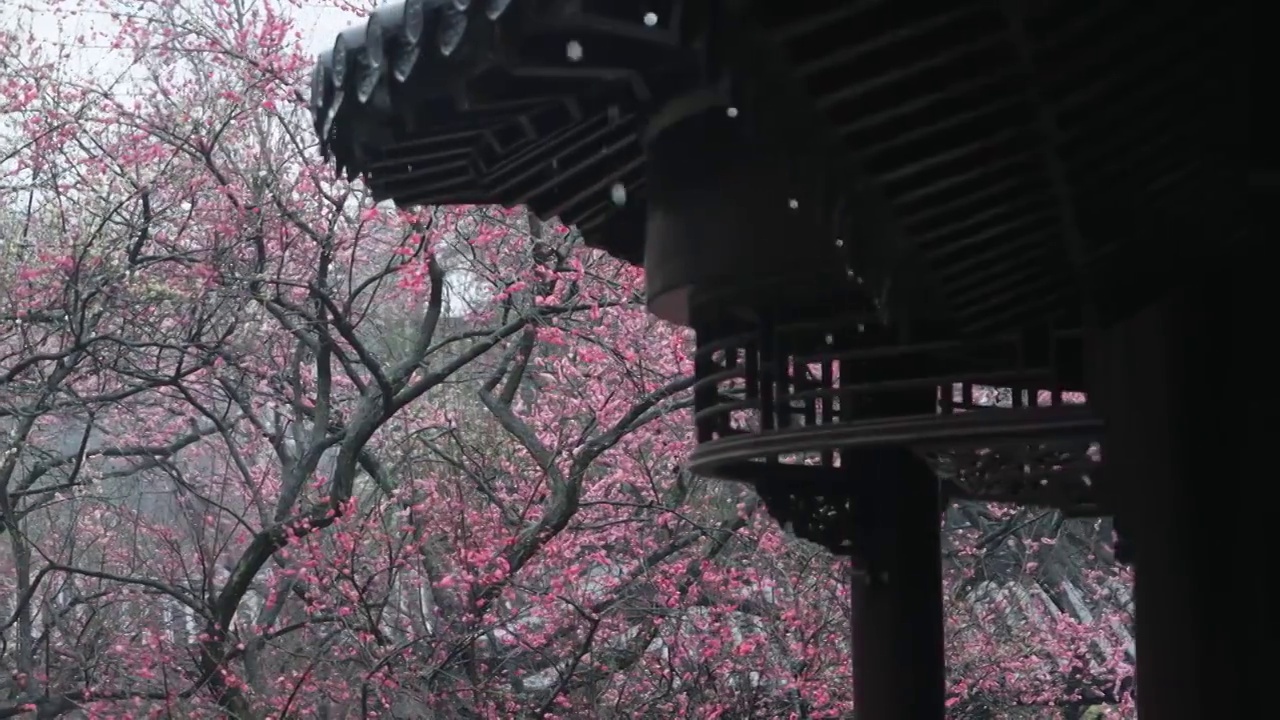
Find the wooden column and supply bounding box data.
[1091,240,1259,718]
[847,447,946,719]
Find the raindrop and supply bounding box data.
[834,238,844,247]
[438,11,468,55]
[485,0,513,20]
[394,47,420,82]
[726,106,739,118]
[357,66,380,103]
[566,40,583,62]
[610,182,627,206]
[643,12,658,26]
[787,198,799,209]
[824,333,834,345]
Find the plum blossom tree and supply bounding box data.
[2,2,847,717]
[2,1,1134,718]
[944,505,1135,718]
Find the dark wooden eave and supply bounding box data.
[312,1,1248,335]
